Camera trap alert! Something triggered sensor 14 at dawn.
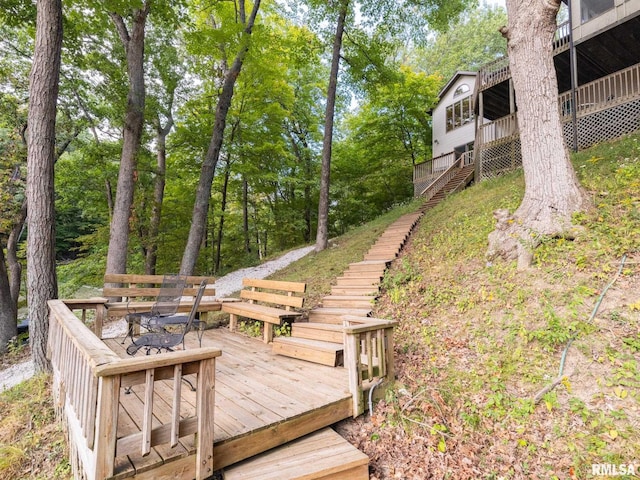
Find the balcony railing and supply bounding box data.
[479,21,572,91]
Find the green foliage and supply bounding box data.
[412,4,507,81]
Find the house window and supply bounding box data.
[581,0,614,23]
[454,84,470,97]
[445,95,474,132]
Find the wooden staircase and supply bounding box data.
[223,428,369,480]
[271,212,423,366]
[229,164,474,479]
[422,164,474,210]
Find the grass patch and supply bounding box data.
[0,374,70,480]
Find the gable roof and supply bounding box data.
[438,71,477,99]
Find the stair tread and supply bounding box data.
[223,428,369,480]
[294,322,343,332]
[273,336,343,352]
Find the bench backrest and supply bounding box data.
[240,278,306,310]
[103,273,216,299]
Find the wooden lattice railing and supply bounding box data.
[48,300,221,480]
[343,316,397,417]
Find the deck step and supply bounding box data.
[330,286,378,296]
[272,337,344,367]
[322,295,376,309]
[308,308,372,323]
[335,276,381,286]
[346,260,389,272]
[292,322,344,343]
[223,428,369,480]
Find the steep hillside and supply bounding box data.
[335,133,640,478]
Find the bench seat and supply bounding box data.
[220,278,306,343]
[221,302,302,325]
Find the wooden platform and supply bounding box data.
[103,328,352,478]
[223,428,369,480]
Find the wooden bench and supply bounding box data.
[103,274,221,324]
[221,278,306,343]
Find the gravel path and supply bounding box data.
[0,245,314,392]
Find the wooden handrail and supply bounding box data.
[48,299,221,480]
[343,316,396,417]
[419,157,462,199]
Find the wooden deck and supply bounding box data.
[102,328,352,478]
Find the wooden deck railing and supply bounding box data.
[343,316,397,417]
[558,62,640,118]
[553,21,570,52]
[478,21,571,90]
[48,299,221,480]
[413,152,457,196]
[420,157,462,200]
[478,112,519,145]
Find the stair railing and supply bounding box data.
[343,315,397,417]
[48,299,221,480]
[419,157,462,200]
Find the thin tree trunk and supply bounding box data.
[7,203,26,307]
[145,113,173,275]
[504,1,588,232]
[315,0,348,252]
[180,0,262,275]
[243,177,251,253]
[214,164,231,274]
[26,0,62,371]
[105,5,149,279]
[0,246,17,353]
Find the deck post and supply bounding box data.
[93,375,120,480]
[196,357,216,480]
[344,329,364,417]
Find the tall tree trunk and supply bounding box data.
[315,0,348,252]
[26,0,62,371]
[242,177,251,253]
[145,113,173,275]
[180,0,262,275]
[105,4,149,279]
[214,164,231,274]
[488,0,589,267]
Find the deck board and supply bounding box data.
[102,327,352,477]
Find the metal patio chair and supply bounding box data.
[123,273,187,343]
[126,280,207,356]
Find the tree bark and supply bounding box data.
[105,4,149,279]
[26,0,62,371]
[315,0,348,252]
[214,163,230,274]
[488,0,590,267]
[145,113,173,275]
[180,0,262,275]
[242,177,251,253]
[0,246,17,353]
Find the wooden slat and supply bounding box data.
[142,369,155,456]
[102,287,216,298]
[240,289,304,308]
[223,428,368,480]
[242,278,306,293]
[171,365,182,448]
[104,274,215,286]
[222,302,303,325]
